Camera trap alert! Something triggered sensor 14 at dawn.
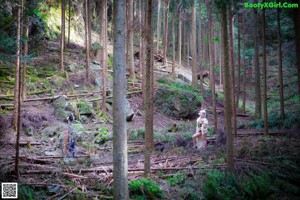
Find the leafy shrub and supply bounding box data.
[95,127,109,144]
[248,109,300,130]
[129,178,163,200]
[168,174,186,186]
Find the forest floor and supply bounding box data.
[0,39,300,199]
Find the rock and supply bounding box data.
[52,96,68,121]
[66,63,78,72]
[24,127,34,136]
[40,124,68,137]
[44,151,56,156]
[154,85,201,119]
[125,99,134,121]
[80,115,90,124]
[48,185,61,194]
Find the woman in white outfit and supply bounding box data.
[192,109,208,149]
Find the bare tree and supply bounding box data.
[253,0,261,119]
[156,0,161,53]
[236,14,241,109]
[262,2,268,135]
[67,0,71,44]
[112,0,128,198]
[85,0,90,83]
[228,0,237,136]
[242,13,246,113]
[207,2,217,130]
[22,0,29,101]
[191,1,197,86]
[163,0,169,66]
[220,3,234,172]
[101,0,108,114]
[178,6,182,68]
[144,0,154,178]
[198,2,204,97]
[277,7,284,120]
[128,0,135,80]
[172,11,176,79]
[14,0,22,178]
[60,0,65,72]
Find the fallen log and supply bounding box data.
[7,141,42,146]
[87,90,142,102]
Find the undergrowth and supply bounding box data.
[248,109,300,130]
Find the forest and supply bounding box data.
[0,0,299,199]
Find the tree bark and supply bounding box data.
[101,0,108,114]
[14,0,22,178]
[198,3,204,97]
[156,0,161,53]
[295,1,300,102]
[191,2,197,87]
[128,0,135,80]
[22,9,29,101]
[221,4,234,172]
[228,0,237,137]
[277,7,284,120]
[253,0,262,119]
[60,0,65,72]
[178,11,182,68]
[144,0,154,178]
[85,0,90,83]
[67,0,71,44]
[208,3,217,130]
[163,0,169,66]
[172,11,176,79]
[262,3,268,135]
[112,0,128,198]
[242,13,246,113]
[237,14,241,110]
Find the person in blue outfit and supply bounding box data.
[63,113,76,162]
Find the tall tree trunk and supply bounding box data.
[295,1,300,102]
[254,0,261,119]
[145,0,154,178]
[191,2,197,86]
[178,11,182,68]
[221,4,234,172]
[112,0,128,199]
[60,0,65,72]
[262,3,268,135]
[242,13,246,113]
[156,0,161,53]
[187,27,190,68]
[22,11,29,101]
[101,0,108,114]
[128,0,135,80]
[198,3,204,97]
[88,0,91,47]
[228,0,237,137]
[138,0,143,76]
[208,3,217,130]
[67,0,71,44]
[163,0,169,66]
[182,22,186,65]
[140,0,147,106]
[237,15,241,109]
[85,0,90,83]
[14,0,22,178]
[277,7,284,120]
[172,11,176,79]
[219,30,222,86]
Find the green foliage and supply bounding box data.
[107,54,113,68]
[129,178,163,200]
[203,170,239,200]
[248,109,300,130]
[168,174,186,186]
[241,173,272,199]
[19,185,33,200]
[95,127,109,144]
[156,78,203,102]
[129,128,145,140]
